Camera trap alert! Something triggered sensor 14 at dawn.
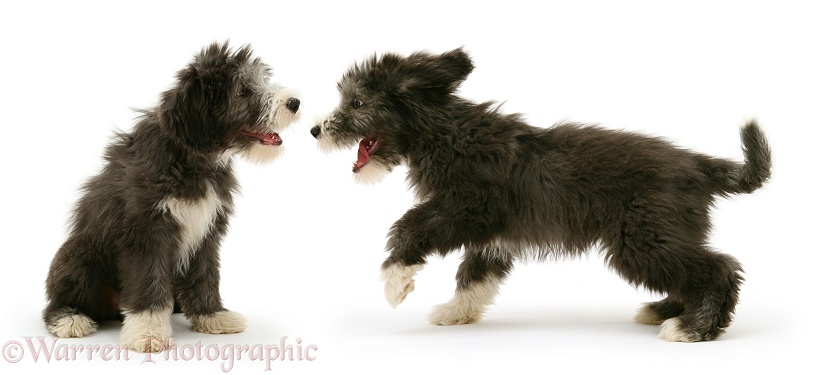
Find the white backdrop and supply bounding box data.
[1,1,814,374]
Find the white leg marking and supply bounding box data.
[658,317,695,342]
[47,313,97,338]
[381,264,424,308]
[121,307,173,353]
[635,304,665,325]
[191,310,247,334]
[428,275,501,325]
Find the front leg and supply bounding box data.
[117,238,176,353]
[428,246,513,325]
[381,262,425,308]
[175,215,246,334]
[381,197,499,308]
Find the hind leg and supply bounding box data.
[43,239,119,338]
[611,197,743,342]
[609,243,742,341]
[635,296,685,325]
[44,306,98,338]
[657,252,743,342]
[428,246,513,325]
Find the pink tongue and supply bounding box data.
[353,139,370,172]
[261,133,282,145]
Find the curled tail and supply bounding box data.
[704,120,772,195]
[735,120,772,193]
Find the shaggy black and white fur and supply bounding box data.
[310,48,772,342]
[44,42,300,352]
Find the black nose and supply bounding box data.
[286,98,300,113]
[310,125,321,138]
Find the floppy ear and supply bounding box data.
[393,48,475,96]
[158,65,230,153]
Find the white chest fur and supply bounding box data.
[157,182,225,274]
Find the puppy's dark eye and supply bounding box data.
[237,86,251,97]
[352,98,364,108]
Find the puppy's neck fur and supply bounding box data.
[134,111,236,171]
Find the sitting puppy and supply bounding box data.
[44,42,301,352]
[310,48,771,342]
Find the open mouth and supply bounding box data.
[240,130,282,146]
[353,135,381,173]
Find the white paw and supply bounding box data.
[191,310,247,334]
[427,276,500,325]
[428,302,482,325]
[381,264,424,308]
[47,313,98,338]
[658,318,695,342]
[121,308,173,353]
[127,336,174,353]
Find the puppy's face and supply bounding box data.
[311,48,474,184]
[160,42,300,164]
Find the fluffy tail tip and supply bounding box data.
[738,120,772,192]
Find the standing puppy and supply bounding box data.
[310,48,771,342]
[44,42,301,352]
